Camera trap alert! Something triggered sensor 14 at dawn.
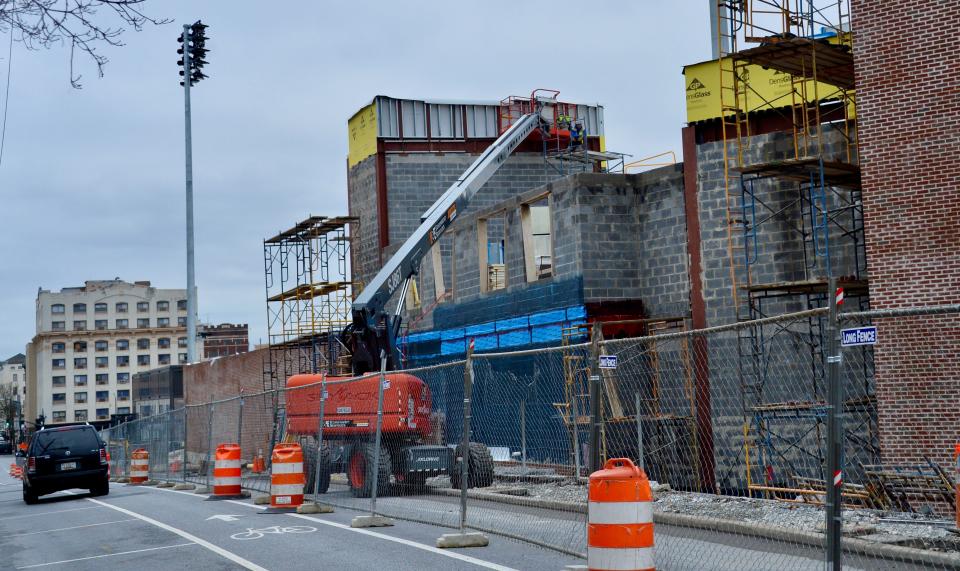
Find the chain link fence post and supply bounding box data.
[206,402,215,489]
[459,341,473,533]
[825,276,842,570]
[436,339,488,548]
[181,407,187,482]
[312,374,327,500]
[237,391,244,452]
[635,390,644,471]
[351,352,394,527]
[520,397,527,474]
[589,325,602,473]
[370,353,387,516]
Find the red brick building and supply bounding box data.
[852,0,960,465]
[199,323,249,359]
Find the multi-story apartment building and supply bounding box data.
[0,353,26,401]
[0,354,26,438]
[25,279,190,426]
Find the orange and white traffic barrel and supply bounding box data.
[270,443,304,510]
[130,448,149,484]
[588,458,655,571]
[213,443,243,497]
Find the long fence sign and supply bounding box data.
[841,326,878,347]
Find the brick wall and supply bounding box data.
[851,0,960,465]
[183,348,266,405]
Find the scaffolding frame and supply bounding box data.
[556,317,698,487]
[262,215,357,394]
[714,0,876,496]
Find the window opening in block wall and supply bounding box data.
[478,212,507,293]
[521,197,553,281]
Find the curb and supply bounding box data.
[433,487,960,567]
[433,487,585,513]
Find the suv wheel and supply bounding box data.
[22,483,38,505]
[90,479,110,497]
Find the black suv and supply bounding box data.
[23,424,109,504]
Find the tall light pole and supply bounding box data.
[178,21,209,363]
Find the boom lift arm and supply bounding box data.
[345,101,553,374]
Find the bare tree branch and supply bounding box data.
[0,0,170,87]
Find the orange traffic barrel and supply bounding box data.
[130,448,149,484]
[588,458,655,571]
[213,443,243,497]
[270,443,304,510]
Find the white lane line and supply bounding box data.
[150,487,519,571]
[1,506,104,520]
[84,497,270,571]
[16,543,195,569]
[12,518,137,537]
[289,513,519,571]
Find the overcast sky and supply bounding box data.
[0,1,711,359]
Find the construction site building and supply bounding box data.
[325,0,958,494]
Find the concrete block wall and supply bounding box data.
[694,127,872,488]
[426,167,688,326]
[629,165,689,317]
[347,157,379,291]
[852,0,960,467]
[348,153,583,293]
[695,127,862,327]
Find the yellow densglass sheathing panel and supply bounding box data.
[683,59,854,124]
[348,103,378,168]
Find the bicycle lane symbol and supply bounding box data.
[230,525,318,541]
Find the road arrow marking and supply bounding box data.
[207,514,242,522]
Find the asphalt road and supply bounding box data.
[0,454,576,571]
[2,455,941,570]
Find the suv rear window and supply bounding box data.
[32,428,100,454]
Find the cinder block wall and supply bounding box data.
[347,153,583,295]
[852,0,960,466]
[419,167,688,331]
[695,128,871,488]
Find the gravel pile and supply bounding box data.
[477,473,960,552]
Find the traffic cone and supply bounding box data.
[252,449,266,474]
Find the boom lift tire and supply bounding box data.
[347,442,391,498]
[450,442,495,490]
[303,439,332,495]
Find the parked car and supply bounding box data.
[22,424,109,504]
[0,438,12,454]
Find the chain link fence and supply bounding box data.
[100,305,960,570]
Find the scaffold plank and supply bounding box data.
[735,157,861,190]
[735,37,855,90]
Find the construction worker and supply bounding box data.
[569,123,585,150]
